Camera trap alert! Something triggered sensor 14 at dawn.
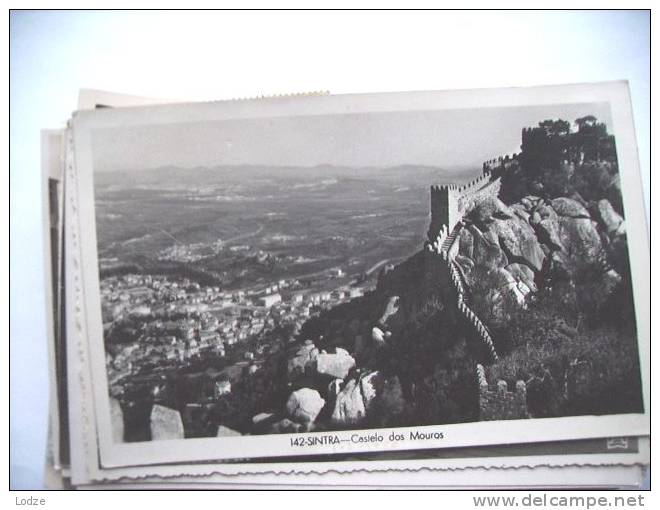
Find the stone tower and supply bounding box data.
[428,185,459,242]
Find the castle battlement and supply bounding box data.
[482,153,519,173]
[428,170,501,243]
[476,364,528,421]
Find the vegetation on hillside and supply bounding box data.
[483,116,643,417]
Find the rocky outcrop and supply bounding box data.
[490,267,528,306]
[378,296,400,326]
[150,405,184,441]
[471,196,514,225]
[535,217,563,251]
[359,371,380,411]
[505,263,536,291]
[510,203,530,223]
[330,379,366,426]
[556,216,602,261]
[467,225,507,270]
[551,197,590,219]
[595,199,625,236]
[490,217,545,272]
[287,340,319,380]
[327,370,407,427]
[458,194,616,325]
[315,348,356,380]
[371,326,387,346]
[285,388,325,426]
[249,140,628,434]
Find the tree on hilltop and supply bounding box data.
[539,119,571,137]
[575,115,598,131]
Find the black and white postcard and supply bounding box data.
[65,82,649,473]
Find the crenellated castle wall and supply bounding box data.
[456,176,502,220]
[425,165,506,365]
[476,364,528,421]
[428,170,500,243]
[426,228,499,364]
[482,153,520,174]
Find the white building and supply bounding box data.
[349,288,364,298]
[329,267,344,277]
[258,293,282,307]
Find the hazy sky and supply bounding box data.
[92,102,612,173]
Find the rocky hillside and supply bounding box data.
[209,117,643,435]
[456,193,625,329]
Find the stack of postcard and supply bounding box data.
[42,83,649,489]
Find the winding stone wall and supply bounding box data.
[426,224,498,363]
[476,364,528,421]
[425,168,511,368]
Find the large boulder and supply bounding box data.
[371,326,386,346]
[359,371,380,412]
[468,225,508,270]
[150,405,184,441]
[358,371,407,423]
[330,379,367,426]
[536,217,563,251]
[491,267,527,307]
[551,197,590,219]
[529,210,542,226]
[596,199,625,237]
[458,226,475,259]
[535,202,559,222]
[378,296,400,326]
[470,196,514,225]
[491,266,516,289]
[315,348,356,380]
[510,203,530,223]
[487,217,545,272]
[287,340,319,380]
[520,195,543,212]
[285,388,325,426]
[557,217,603,262]
[506,263,537,294]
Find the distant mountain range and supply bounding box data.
[93,163,482,187]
